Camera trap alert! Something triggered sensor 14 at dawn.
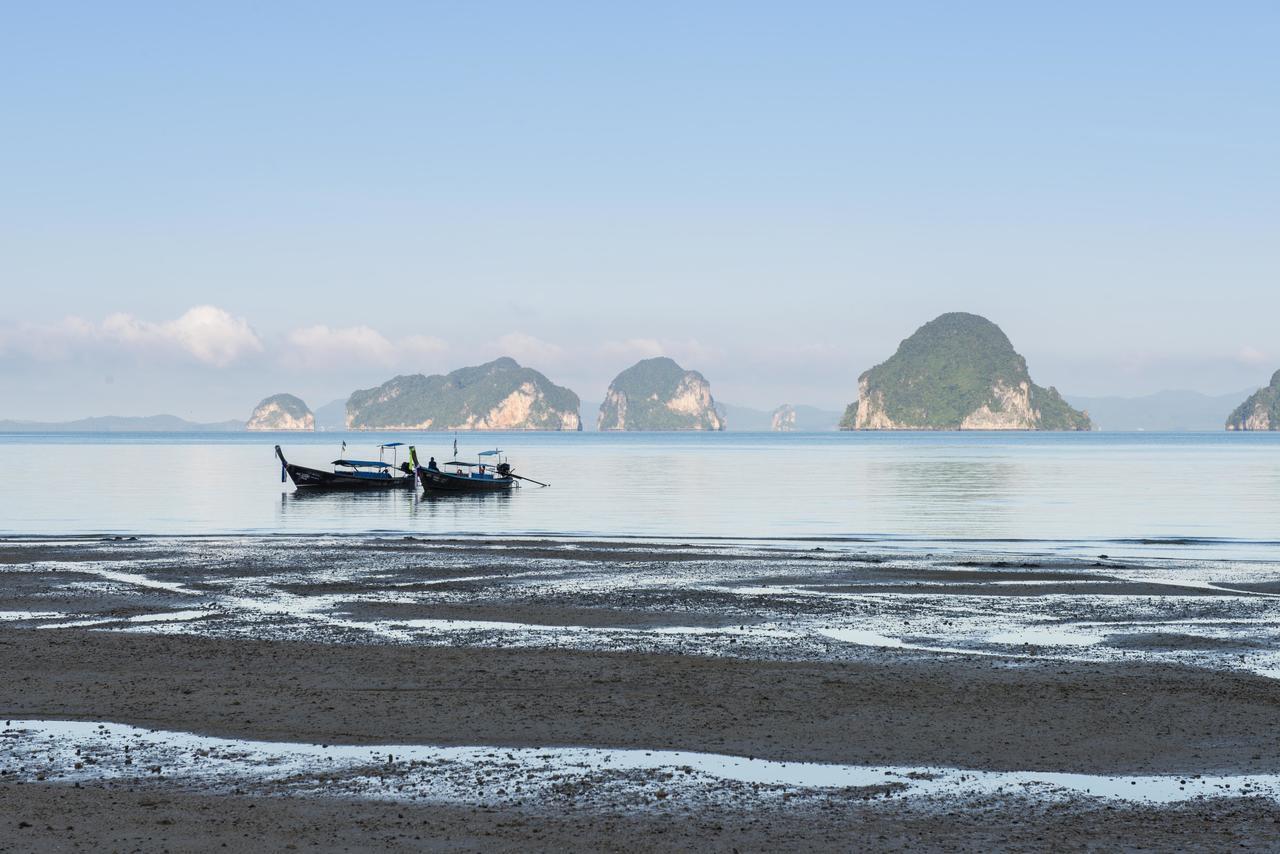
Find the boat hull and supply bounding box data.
[416,467,514,493]
[284,462,415,490]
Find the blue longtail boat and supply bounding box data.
[410,446,548,493]
[275,443,415,490]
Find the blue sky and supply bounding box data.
[1,2,1277,419]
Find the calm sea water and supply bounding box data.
[2,431,1277,559]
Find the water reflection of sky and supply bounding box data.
[2,431,1279,556]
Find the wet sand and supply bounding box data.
[6,784,1280,852]
[4,629,1280,774]
[4,535,1280,850]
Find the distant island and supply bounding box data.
[246,394,314,431]
[1065,389,1254,432]
[312,399,348,431]
[0,414,244,432]
[841,312,1092,431]
[1225,370,1280,431]
[346,357,581,431]
[17,328,1275,434]
[598,357,725,431]
[708,403,842,432]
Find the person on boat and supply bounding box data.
[427,456,439,471]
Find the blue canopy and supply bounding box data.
[332,459,392,468]
[379,442,405,448]
[478,449,503,456]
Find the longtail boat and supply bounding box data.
[410,446,548,493]
[275,443,415,490]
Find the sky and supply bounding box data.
[1,1,1277,420]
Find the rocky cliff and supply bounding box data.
[246,394,314,431]
[839,313,1091,431]
[771,404,797,432]
[598,357,725,431]
[346,358,581,431]
[1225,370,1280,431]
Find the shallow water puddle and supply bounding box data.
[985,628,1105,647]
[4,720,1276,807]
[77,567,199,595]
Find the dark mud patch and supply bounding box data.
[0,545,182,565]
[8,783,1280,853]
[1219,580,1280,595]
[741,565,1115,589]
[801,581,1249,598]
[361,539,763,564]
[1103,632,1270,652]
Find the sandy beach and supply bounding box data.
[3,536,1280,851]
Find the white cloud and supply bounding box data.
[162,306,263,367]
[599,338,664,360]
[285,324,396,368]
[0,306,262,367]
[597,337,723,369]
[401,334,449,360]
[283,325,448,370]
[1235,345,1269,367]
[494,332,564,366]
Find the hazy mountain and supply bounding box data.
[312,399,348,431]
[0,414,244,432]
[841,312,1090,431]
[715,403,843,431]
[1066,389,1259,432]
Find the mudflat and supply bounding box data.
[5,784,1280,853]
[4,629,1280,774]
[3,535,1280,851]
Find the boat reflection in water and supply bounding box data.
[278,476,513,529]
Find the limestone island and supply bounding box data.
[840,312,1091,431]
[1225,370,1280,431]
[246,394,314,431]
[345,357,581,431]
[771,404,797,432]
[598,357,725,431]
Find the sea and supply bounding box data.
[2,431,1277,560]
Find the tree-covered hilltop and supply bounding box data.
[840,312,1091,431]
[246,393,314,431]
[346,357,581,430]
[1225,370,1280,431]
[598,357,725,431]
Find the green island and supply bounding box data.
[346,358,581,431]
[1225,370,1280,431]
[840,312,1091,431]
[598,357,725,431]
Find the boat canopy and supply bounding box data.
[332,459,392,468]
[379,442,405,448]
[445,460,479,467]
[478,449,503,456]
